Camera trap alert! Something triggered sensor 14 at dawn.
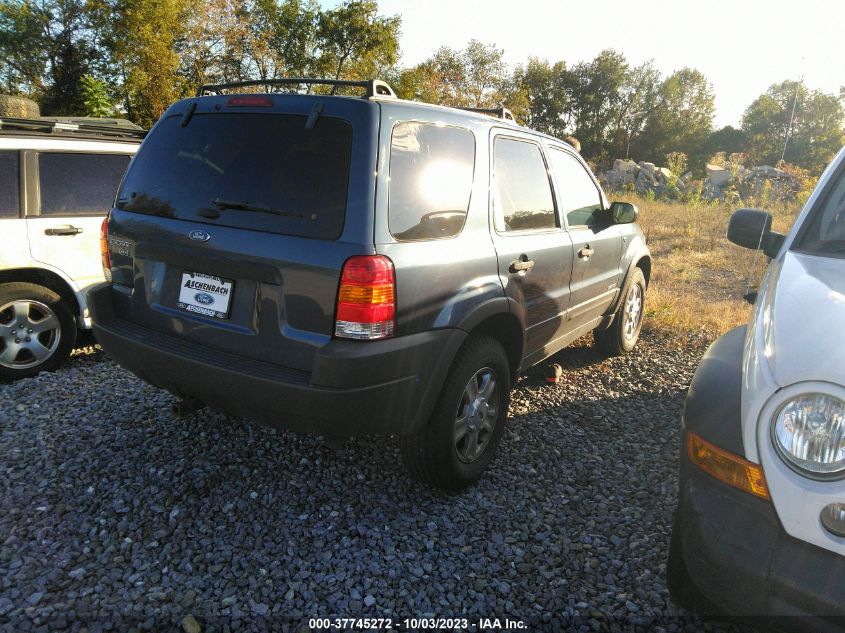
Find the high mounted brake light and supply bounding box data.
[335,255,395,340]
[100,217,112,282]
[227,95,273,108]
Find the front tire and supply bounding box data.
[594,267,645,355]
[0,282,77,381]
[400,335,510,492]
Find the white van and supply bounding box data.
[0,118,142,380]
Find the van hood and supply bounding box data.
[762,251,845,387]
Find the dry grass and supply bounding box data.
[632,196,802,343]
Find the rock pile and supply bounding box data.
[601,159,690,198]
[702,163,800,202]
[601,158,802,202]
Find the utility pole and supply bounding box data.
[781,63,805,163]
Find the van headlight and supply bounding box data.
[772,393,845,478]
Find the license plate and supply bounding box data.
[177,271,234,319]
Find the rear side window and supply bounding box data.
[117,113,353,240]
[493,138,556,232]
[388,122,475,240]
[0,151,19,218]
[38,153,130,216]
[547,148,603,226]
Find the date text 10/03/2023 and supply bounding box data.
[309,617,527,630]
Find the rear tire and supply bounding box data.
[594,267,645,355]
[0,282,77,381]
[400,335,510,492]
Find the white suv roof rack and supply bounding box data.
[0,117,146,140]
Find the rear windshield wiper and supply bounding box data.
[211,198,304,219]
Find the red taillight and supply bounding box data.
[227,95,273,107]
[100,217,112,281]
[335,255,395,340]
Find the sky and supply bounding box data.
[322,0,844,129]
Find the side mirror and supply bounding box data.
[609,201,638,224]
[727,208,785,258]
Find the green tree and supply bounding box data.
[563,49,629,160]
[701,125,747,161]
[384,63,443,103]
[0,0,50,93]
[409,40,509,108]
[80,73,114,116]
[635,68,715,167]
[109,0,192,127]
[511,57,570,136]
[315,0,399,82]
[612,60,661,159]
[742,80,844,174]
[0,0,100,113]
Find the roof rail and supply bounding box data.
[0,116,146,139]
[197,78,397,99]
[458,106,517,122]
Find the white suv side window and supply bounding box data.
[38,153,130,216]
[0,151,19,218]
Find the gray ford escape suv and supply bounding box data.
[89,78,651,491]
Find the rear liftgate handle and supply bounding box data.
[509,255,535,274]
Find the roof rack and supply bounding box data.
[458,107,517,122]
[197,78,397,99]
[0,116,146,140]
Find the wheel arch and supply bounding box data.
[463,310,524,379]
[636,254,652,286]
[0,268,82,320]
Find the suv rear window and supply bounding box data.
[388,122,475,241]
[117,113,352,240]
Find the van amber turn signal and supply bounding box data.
[687,432,770,499]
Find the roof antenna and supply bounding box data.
[781,60,805,163]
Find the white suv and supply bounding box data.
[0,117,141,380]
[669,145,845,625]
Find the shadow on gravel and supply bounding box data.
[0,331,753,632]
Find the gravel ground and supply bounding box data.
[0,331,750,632]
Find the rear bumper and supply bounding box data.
[676,441,845,629]
[89,283,465,436]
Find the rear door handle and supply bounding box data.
[509,258,535,273]
[578,245,594,258]
[44,225,83,236]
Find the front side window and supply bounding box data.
[0,151,19,218]
[493,138,556,232]
[388,122,475,241]
[548,148,603,226]
[795,164,845,257]
[38,153,130,216]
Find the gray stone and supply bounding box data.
[181,615,201,633]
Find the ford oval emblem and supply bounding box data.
[189,230,211,242]
[194,292,215,305]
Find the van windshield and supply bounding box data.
[795,163,845,258]
[116,113,352,240]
